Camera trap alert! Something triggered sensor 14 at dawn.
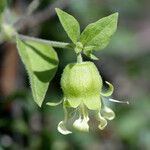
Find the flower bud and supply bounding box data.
[61,61,102,110]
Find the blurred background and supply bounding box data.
[0,0,150,150]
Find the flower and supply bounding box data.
[56,61,116,135]
[73,115,89,132]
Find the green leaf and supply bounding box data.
[0,0,7,14]
[84,50,99,60]
[55,8,80,44]
[80,13,118,51]
[17,38,59,107]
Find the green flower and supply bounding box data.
[56,61,116,134]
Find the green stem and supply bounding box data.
[18,34,73,49]
[77,53,83,63]
[63,100,69,123]
[79,104,88,118]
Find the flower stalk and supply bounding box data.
[77,53,83,63]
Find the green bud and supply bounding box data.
[74,42,83,53]
[61,61,102,110]
[1,23,16,40]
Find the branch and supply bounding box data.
[18,34,73,49]
[15,0,70,31]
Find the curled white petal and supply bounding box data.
[101,81,114,97]
[102,107,115,120]
[57,121,72,135]
[97,113,107,130]
[73,116,89,132]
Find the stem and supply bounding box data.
[17,34,73,49]
[79,104,88,118]
[77,53,83,63]
[63,100,69,123]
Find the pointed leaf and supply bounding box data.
[80,13,118,51]
[84,50,99,60]
[17,38,59,107]
[55,8,80,43]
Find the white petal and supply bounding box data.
[102,107,115,120]
[73,116,89,132]
[109,98,129,104]
[98,114,107,130]
[101,81,114,97]
[57,121,72,135]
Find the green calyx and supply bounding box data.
[61,61,102,110]
[74,42,83,54]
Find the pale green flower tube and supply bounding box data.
[61,61,102,110]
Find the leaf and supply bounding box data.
[55,8,80,44]
[84,50,99,60]
[80,13,118,51]
[17,38,59,107]
[0,0,7,14]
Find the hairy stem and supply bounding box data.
[79,103,88,118]
[18,34,73,49]
[77,53,83,63]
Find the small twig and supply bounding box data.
[26,0,40,15]
[15,0,70,31]
[18,34,73,49]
